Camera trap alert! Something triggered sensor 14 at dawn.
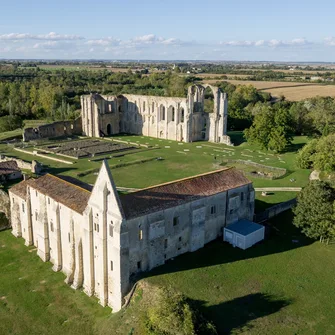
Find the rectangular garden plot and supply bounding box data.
[42,140,136,158]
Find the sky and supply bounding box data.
[0,0,334,61]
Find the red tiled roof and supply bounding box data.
[9,174,91,214]
[120,167,251,219]
[9,179,33,199]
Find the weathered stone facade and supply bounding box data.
[9,162,254,312]
[81,84,232,144]
[23,118,82,142]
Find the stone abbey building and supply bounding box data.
[81,84,233,145]
[9,162,254,312]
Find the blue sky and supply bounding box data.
[0,0,334,61]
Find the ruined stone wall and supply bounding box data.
[23,118,82,142]
[0,189,10,230]
[0,156,42,174]
[81,84,232,144]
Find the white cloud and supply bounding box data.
[0,32,84,41]
[324,37,335,46]
[220,38,310,48]
[86,37,121,46]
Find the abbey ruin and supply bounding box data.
[9,162,254,312]
[81,84,233,145]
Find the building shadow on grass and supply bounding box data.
[191,293,292,334]
[43,166,77,175]
[140,210,312,289]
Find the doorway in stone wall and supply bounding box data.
[107,124,112,135]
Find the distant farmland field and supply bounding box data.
[203,79,335,101]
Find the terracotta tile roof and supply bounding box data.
[120,167,251,220]
[0,160,20,176]
[29,174,91,214]
[9,174,91,214]
[9,179,33,199]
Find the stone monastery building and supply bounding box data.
[9,162,255,312]
[81,84,232,145]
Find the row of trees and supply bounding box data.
[0,67,195,129]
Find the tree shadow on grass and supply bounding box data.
[227,131,246,146]
[285,141,305,153]
[191,293,292,334]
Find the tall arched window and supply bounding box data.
[152,102,155,114]
[143,101,145,112]
[160,106,166,121]
[181,108,185,123]
[172,107,175,122]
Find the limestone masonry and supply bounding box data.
[81,84,233,145]
[9,162,254,312]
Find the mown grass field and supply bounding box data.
[1,210,334,334]
[0,132,310,210]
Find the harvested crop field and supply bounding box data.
[203,79,335,101]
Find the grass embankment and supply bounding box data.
[1,210,334,334]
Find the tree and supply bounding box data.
[293,181,335,241]
[0,115,24,132]
[313,134,335,172]
[297,134,335,172]
[289,101,314,135]
[296,139,318,169]
[244,105,293,152]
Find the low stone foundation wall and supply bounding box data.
[254,198,297,223]
[222,159,287,180]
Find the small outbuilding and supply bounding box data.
[0,160,22,182]
[224,219,265,250]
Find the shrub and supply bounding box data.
[144,287,217,335]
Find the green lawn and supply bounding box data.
[1,211,334,334]
[0,132,310,210]
[143,211,335,334]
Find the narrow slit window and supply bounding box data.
[139,229,143,240]
[211,205,216,215]
[110,261,113,271]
